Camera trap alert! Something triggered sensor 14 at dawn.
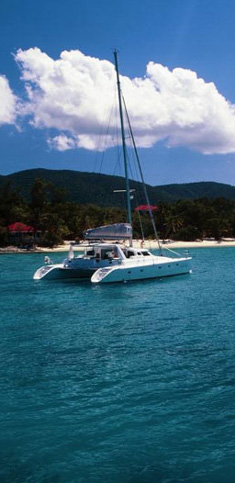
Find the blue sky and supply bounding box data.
[1,0,235,186]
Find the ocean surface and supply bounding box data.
[0,247,235,483]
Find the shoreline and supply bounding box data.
[1,238,235,254]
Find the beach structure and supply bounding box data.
[8,222,36,248]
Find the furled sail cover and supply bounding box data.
[84,223,132,240]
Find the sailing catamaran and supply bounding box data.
[33,51,192,283]
[91,51,191,283]
[33,223,134,280]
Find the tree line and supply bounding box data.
[1,178,235,247]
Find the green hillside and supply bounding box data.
[1,168,235,206]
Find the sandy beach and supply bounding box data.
[49,238,235,252]
[1,238,235,254]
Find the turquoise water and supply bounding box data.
[0,247,235,482]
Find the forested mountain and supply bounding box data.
[1,168,235,206]
[2,168,235,247]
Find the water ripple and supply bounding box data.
[1,248,235,482]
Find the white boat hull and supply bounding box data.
[91,256,192,284]
[33,258,118,280]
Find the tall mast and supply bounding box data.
[114,50,133,246]
[122,96,162,254]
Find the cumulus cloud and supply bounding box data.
[15,47,235,154]
[0,75,18,126]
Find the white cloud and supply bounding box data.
[47,134,77,151]
[15,47,235,155]
[0,75,18,126]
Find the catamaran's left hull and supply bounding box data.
[33,257,118,280]
[33,264,95,280]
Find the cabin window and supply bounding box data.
[126,250,135,258]
[87,249,95,257]
[142,251,150,256]
[101,249,114,260]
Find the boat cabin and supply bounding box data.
[83,244,123,260]
[122,248,152,258]
[82,244,152,261]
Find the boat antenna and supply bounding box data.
[122,94,162,253]
[114,50,133,246]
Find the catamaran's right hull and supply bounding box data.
[91,257,192,284]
